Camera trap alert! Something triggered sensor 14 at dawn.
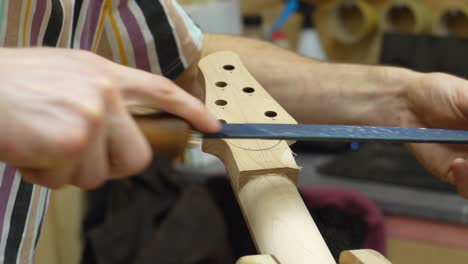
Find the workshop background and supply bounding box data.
[35,1,468,264]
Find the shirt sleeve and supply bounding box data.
[0,163,50,263]
[93,0,204,80]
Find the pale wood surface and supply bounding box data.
[339,250,392,264]
[198,51,300,189]
[198,51,336,264]
[239,174,336,264]
[236,254,279,264]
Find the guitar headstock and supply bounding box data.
[197,51,300,190]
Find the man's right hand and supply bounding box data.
[0,48,220,189]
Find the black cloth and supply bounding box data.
[318,143,456,192]
[81,160,232,264]
[82,159,371,263]
[380,32,468,79]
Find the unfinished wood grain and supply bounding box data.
[198,51,300,189]
[198,51,335,264]
[239,174,337,264]
[339,250,392,264]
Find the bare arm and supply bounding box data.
[201,33,418,127]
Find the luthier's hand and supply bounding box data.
[0,48,220,189]
[403,72,468,198]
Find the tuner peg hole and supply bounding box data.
[223,65,235,71]
[216,81,227,87]
[215,100,228,106]
[265,111,278,118]
[243,87,255,93]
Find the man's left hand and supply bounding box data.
[403,72,468,197]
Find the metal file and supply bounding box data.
[204,124,468,144]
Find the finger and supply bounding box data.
[148,83,221,132]
[450,158,468,198]
[408,143,468,184]
[111,65,220,133]
[1,112,88,169]
[19,163,75,189]
[71,121,109,189]
[104,86,152,178]
[0,79,103,169]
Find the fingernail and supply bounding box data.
[208,113,222,131]
[453,160,468,198]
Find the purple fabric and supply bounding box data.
[30,0,47,45]
[80,0,104,49]
[119,0,151,71]
[0,166,17,239]
[299,186,387,254]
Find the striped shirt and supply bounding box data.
[0,0,203,263]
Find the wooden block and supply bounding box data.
[236,254,279,264]
[339,249,392,264]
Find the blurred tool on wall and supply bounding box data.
[242,14,264,39]
[296,1,326,60]
[240,0,303,49]
[267,0,299,49]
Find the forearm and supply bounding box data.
[202,33,418,126]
